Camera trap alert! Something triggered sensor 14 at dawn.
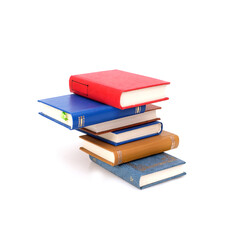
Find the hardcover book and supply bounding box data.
[80,131,179,166]
[38,94,146,129]
[89,153,186,189]
[79,121,163,146]
[69,69,170,109]
[81,104,161,134]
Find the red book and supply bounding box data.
[69,70,170,109]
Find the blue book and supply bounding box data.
[38,94,146,129]
[89,153,186,189]
[79,121,163,146]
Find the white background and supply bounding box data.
[1,1,240,239]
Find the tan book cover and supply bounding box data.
[80,130,179,166]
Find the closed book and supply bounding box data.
[89,153,186,189]
[38,94,145,129]
[69,69,170,109]
[80,130,179,166]
[80,104,161,134]
[78,121,163,146]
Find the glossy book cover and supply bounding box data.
[38,94,146,129]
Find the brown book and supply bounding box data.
[80,104,161,135]
[80,130,179,166]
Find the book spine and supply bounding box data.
[89,155,141,189]
[69,76,123,109]
[72,114,86,129]
[71,105,146,129]
[114,134,179,165]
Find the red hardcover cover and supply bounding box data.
[69,70,170,109]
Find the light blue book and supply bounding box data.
[89,153,186,189]
[79,121,163,145]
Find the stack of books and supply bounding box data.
[38,70,186,189]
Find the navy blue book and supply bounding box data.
[79,121,163,146]
[38,94,146,129]
[89,153,186,189]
